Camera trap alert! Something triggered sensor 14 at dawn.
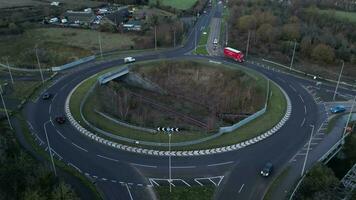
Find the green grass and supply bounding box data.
[156,186,214,200]
[8,81,41,100]
[195,46,208,55]
[149,0,198,10]
[264,166,291,200]
[318,9,356,23]
[195,28,209,55]
[327,113,345,134]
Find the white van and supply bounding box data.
[124,57,136,63]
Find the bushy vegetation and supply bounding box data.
[0,121,79,200]
[228,0,356,75]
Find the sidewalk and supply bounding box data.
[268,113,354,199]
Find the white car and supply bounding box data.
[124,57,136,63]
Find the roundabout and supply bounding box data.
[66,58,291,154]
[24,9,322,200]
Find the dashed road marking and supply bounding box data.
[72,142,88,152]
[207,161,234,167]
[300,118,305,127]
[131,163,157,168]
[238,184,245,193]
[125,184,134,200]
[97,154,118,162]
[172,166,196,169]
[56,129,66,139]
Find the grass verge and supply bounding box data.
[149,0,198,10]
[264,166,291,200]
[156,186,214,200]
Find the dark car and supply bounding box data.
[42,92,52,100]
[55,116,66,124]
[330,105,346,114]
[260,162,273,177]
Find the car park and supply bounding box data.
[260,162,273,177]
[330,105,346,114]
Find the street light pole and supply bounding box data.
[5,57,14,84]
[225,22,228,46]
[245,30,251,58]
[98,32,103,59]
[301,124,314,176]
[44,120,57,176]
[168,133,172,193]
[195,27,197,52]
[290,40,297,70]
[173,30,176,48]
[35,45,45,84]
[0,85,13,130]
[155,26,157,50]
[333,60,345,101]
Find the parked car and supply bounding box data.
[124,57,136,63]
[330,105,346,114]
[42,92,52,100]
[55,116,66,124]
[260,162,273,177]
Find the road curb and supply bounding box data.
[65,71,292,157]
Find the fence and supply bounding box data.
[97,66,129,84]
[51,55,96,72]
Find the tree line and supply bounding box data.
[228,0,356,66]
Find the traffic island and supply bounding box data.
[66,58,291,155]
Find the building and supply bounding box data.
[63,10,96,25]
[105,6,130,25]
[123,20,142,31]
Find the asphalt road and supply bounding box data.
[22,3,356,200]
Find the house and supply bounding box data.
[105,6,130,25]
[123,20,142,31]
[63,10,96,25]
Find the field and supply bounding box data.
[149,0,198,10]
[0,28,137,68]
[318,9,356,23]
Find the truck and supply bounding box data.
[223,47,244,63]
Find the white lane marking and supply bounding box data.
[208,178,217,186]
[299,95,304,103]
[172,166,196,169]
[207,161,234,167]
[304,105,307,114]
[52,93,58,102]
[238,184,245,193]
[131,163,157,168]
[97,154,118,162]
[68,163,82,173]
[126,184,134,200]
[27,121,34,130]
[289,85,297,92]
[49,104,52,114]
[72,142,88,152]
[300,118,305,127]
[56,129,66,139]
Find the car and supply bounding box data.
[260,162,273,177]
[124,57,136,63]
[330,105,346,114]
[55,116,66,124]
[42,92,52,100]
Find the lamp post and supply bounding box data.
[35,44,45,84]
[44,120,57,176]
[0,85,12,129]
[333,60,344,101]
[301,124,314,176]
[290,40,297,70]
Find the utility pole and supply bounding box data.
[333,60,344,101]
[0,85,12,130]
[290,40,297,70]
[44,121,57,176]
[194,27,197,52]
[35,45,45,84]
[98,32,103,59]
[5,57,14,84]
[168,133,172,192]
[245,30,251,58]
[225,22,228,46]
[301,124,314,176]
[154,26,157,50]
[173,30,176,48]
